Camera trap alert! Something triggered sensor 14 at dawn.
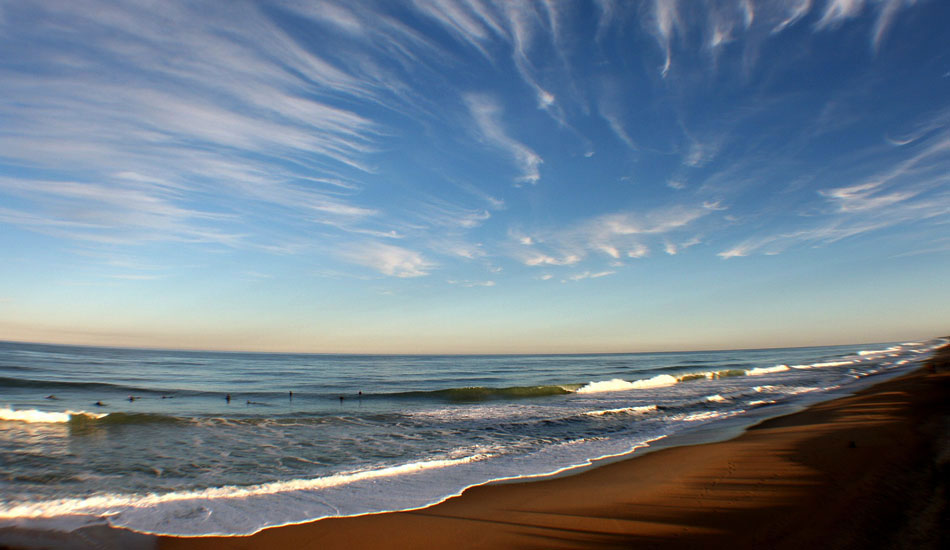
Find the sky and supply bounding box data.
[0,0,948,354]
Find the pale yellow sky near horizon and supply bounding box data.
[1,318,941,355]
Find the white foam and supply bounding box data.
[704,394,726,403]
[0,407,106,424]
[584,405,658,416]
[858,346,901,356]
[678,411,720,422]
[0,453,492,521]
[576,375,678,394]
[810,360,855,368]
[789,360,854,369]
[748,364,790,376]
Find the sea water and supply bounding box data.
[0,338,943,536]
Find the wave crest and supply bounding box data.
[0,407,183,426]
[576,375,678,394]
[0,407,106,424]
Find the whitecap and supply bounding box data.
[0,407,106,424]
[576,375,678,394]
[748,364,790,376]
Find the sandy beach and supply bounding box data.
[152,344,948,550]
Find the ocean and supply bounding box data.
[0,338,943,537]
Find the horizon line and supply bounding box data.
[1,336,940,359]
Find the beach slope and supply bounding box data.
[159,345,949,550]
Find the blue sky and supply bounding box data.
[0,0,948,353]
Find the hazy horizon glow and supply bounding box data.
[1,0,948,354]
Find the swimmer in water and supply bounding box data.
[226,394,231,403]
[94,401,106,407]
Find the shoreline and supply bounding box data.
[2,344,947,549]
[157,345,949,550]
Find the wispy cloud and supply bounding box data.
[872,0,912,50]
[635,0,912,79]
[597,77,639,150]
[447,279,496,287]
[513,203,715,268]
[566,270,615,282]
[648,0,681,76]
[627,244,650,258]
[412,197,493,229]
[425,237,487,261]
[342,242,435,278]
[820,182,918,212]
[814,0,867,30]
[465,94,543,183]
[720,131,950,258]
[0,1,400,254]
[820,135,950,212]
[410,0,503,56]
[773,0,813,33]
[410,0,567,124]
[0,177,241,246]
[811,0,916,49]
[522,253,582,267]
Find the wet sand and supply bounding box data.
[155,344,949,550]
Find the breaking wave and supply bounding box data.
[0,407,106,423]
[0,407,183,426]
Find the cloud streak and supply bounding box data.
[465,94,543,183]
[719,131,950,258]
[0,0,403,254]
[342,242,435,278]
[513,203,716,268]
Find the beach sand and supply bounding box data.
[3,345,947,550]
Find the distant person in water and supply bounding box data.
[46,395,56,400]
[226,394,231,403]
[289,390,293,400]
[94,401,105,407]
[339,395,344,403]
